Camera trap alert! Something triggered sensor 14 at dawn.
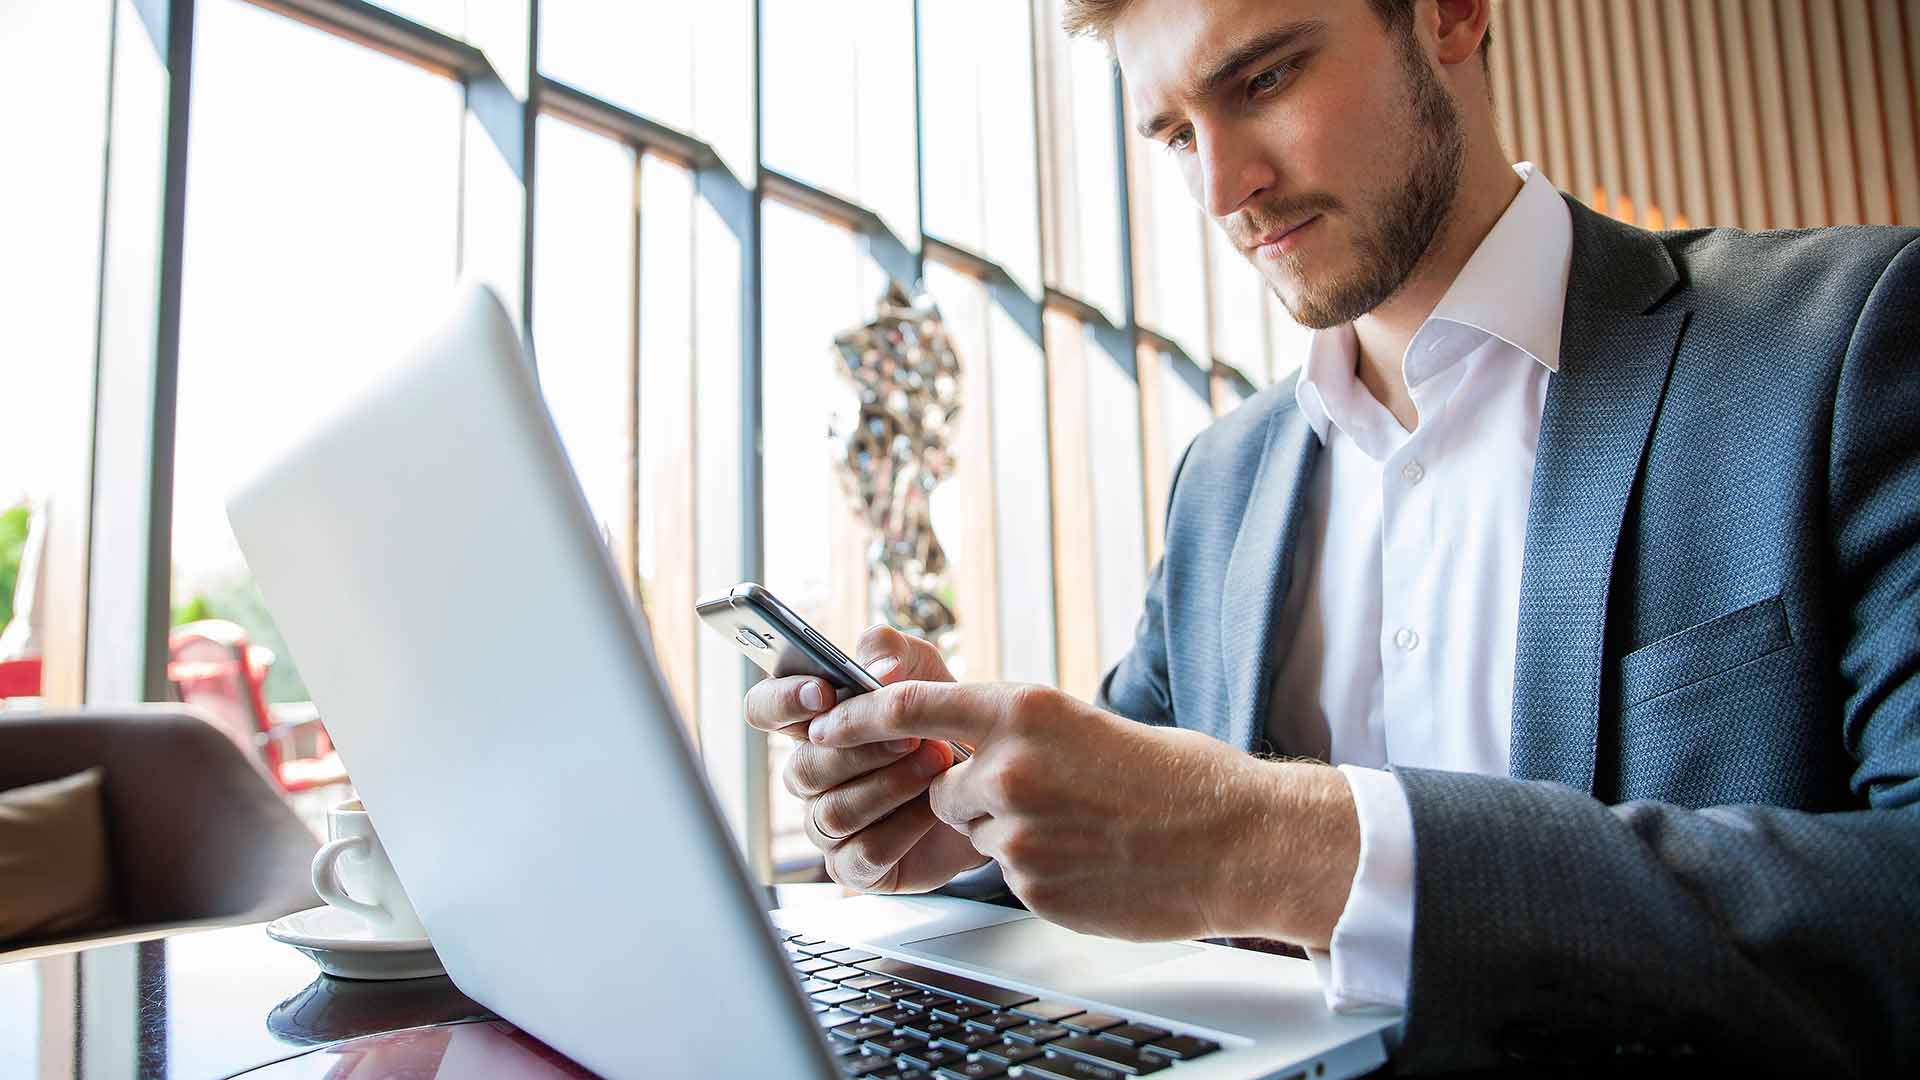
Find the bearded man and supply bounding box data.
[745,0,1920,1071]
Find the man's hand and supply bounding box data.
[743,625,989,893]
[808,682,1361,948]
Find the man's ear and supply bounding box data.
[1431,0,1491,67]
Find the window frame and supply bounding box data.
[62,0,1276,885]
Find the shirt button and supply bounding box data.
[1394,627,1421,651]
[1402,460,1425,485]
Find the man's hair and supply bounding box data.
[1062,0,1493,64]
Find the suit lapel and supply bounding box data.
[1221,405,1319,752]
[1508,199,1691,791]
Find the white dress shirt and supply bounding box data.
[1265,163,1573,1010]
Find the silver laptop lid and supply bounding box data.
[227,283,832,1079]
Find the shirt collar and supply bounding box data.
[1425,161,1571,376]
[1293,162,1572,443]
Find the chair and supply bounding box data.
[0,655,40,699]
[0,706,320,956]
[168,619,348,793]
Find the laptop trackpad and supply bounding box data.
[903,916,1201,985]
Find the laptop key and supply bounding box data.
[900,991,953,1011]
[818,966,871,982]
[840,998,894,1018]
[1058,1012,1125,1035]
[937,1028,1002,1053]
[869,981,921,1001]
[839,1052,894,1076]
[935,1061,1006,1079]
[979,1040,1044,1066]
[870,1005,920,1027]
[1047,1035,1169,1075]
[859,958,1038,1009]
[899,1045,965,1071]
[796,958,840,975]
[1142,1034,1219,1061]
[1017,1058,1127,1080]
[865,1033,925,1056]
[843,973,895,991]
[1013,1001,1089,1024]
[933,1001,989,1022]
[903,1019,963,1042]
[822,948,880,964]
[890,1072,932,1080]
[833,1020,895,1043]
[813,988,867,1007]
[967,1012,1028,1034]
[792,935,827,946]
[818,1009,862,1030]
[1004,1022,1070,1045]
[800,940,847,955]
[1098,1023,1170,1047]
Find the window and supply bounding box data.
[919,0,1043,292]
[0,0,112,702]
[759,202,886,865]
[635,154,700,731]
[532,115,638,585]
[1036,0,1124,317]
[1043,311,1146,697]
[1126,133,1211,363]
[56,0,1332,877]
[760,0,919,242]
[539,0,754,176]
[983,301,1058,688]
[920,262,1004,683]
[172,0,461,710]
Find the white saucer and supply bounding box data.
[266,905,446,980]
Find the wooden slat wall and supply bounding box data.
[1489,0,1920,229]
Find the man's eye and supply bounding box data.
[1249,59,1299,98]
[1166,127,1194,152]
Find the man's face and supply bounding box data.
[1116,0,1464,328]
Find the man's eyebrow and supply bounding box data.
[1136,19,1328,139]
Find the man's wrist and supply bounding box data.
[1219,760,1360,950]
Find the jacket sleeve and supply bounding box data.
[1393,236,1920,1074]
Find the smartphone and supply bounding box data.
[696,583,970,760]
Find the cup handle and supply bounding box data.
[311,836,389,924]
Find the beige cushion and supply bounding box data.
[0,768,114,942]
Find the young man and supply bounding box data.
[745,0,1920,1070]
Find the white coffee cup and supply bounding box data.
[310,798,427,939]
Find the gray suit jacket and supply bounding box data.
[1095,200,1920,1074]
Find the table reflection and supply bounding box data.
[0,923,494,1079]
[236,1022,597,1079]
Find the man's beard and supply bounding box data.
[1254,33,1466,329]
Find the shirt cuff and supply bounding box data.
[1308,764,1415,1012]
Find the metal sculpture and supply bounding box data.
[829,282,963,654]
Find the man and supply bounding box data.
[745,0,1920,1071]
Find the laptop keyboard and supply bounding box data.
[784,934,1222,1079]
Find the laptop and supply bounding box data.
[227,283,1400,1079]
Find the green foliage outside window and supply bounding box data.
[0,504,29,632]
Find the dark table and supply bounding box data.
[0,921,551,1079]
[1,885,845,1079]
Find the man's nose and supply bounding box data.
[1193,132,1276,220]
